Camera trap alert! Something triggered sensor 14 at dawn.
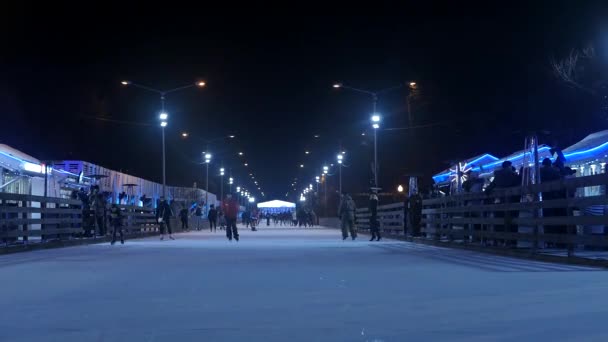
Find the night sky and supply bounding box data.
[2,3,608,201]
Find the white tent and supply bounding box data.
[257,200,296,209]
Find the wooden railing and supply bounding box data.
[356,202,405,234]
[0,193,159,246]
[356,173,608,258]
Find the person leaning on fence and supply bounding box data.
[156,198,175,241]
[338,192,357,240]
[408,191,423,237]
[179,206,189,231]
[462,169,485,242]
[108,203,124,245]
[89,186,107,237]
[485,161,521,247]
[369,191,381,241]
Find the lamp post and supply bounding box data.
[204,153,211,214]
[121,80,205,198]
[333,82,406,189]
[337,153,344,194]
[371,114,381,187]
[229,176,234,194]
[220,167,225,204]
[323,165,329,216]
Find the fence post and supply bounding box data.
[566,185,575,257]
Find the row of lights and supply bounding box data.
[203,150,262,200]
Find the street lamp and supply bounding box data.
[229,177,234,193]
[337,153,344,194]
[371,114,381,186]
[122,79,206,198]
[220,167,225,202]
[397,184,404,193]
[204,153,212,214]
[333,82,404,189]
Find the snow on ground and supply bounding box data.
[0,225,607,341]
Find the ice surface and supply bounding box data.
[0,225,606,341]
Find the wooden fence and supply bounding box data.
[356,173,608,258]
[0,192,159,246]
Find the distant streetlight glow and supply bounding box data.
[361,132,366,136]
[300,164,304,168]
[244,163,248,166]
[371,114,381,122]
[236,186,241,192]
[121,80,130,85]
[160,121,168,127]
[305,151,310,154]
[249,197,255,203]
[238,152,244,156]
[333,83,342,88]
[409,81,417,87]
[397,184,404,193]
[229,135,236,138]
[182,132,188,137]
[337,154,343,164]
[159,112,169,120]
[372,123,380,129]
[197,81,206,87]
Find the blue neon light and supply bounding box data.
[563,140,608,160]
[432,153,499,182]
[479,146,552,170]
[467,153,499,165]
[0,151,35,164]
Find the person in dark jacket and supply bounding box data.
[485,161,521,246]
[109,203,124,245]
[156,198,174,240]
[179,207,189,231]
[408,192,423,237]
[540,158,565,245]
[369,192,380,241]
[208,204,218,232]
[338,193,357,240]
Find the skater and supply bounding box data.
[242,210,251,229]
[179,206,189,231]
[194,204,203,230]
[222,193,240,241]
[369,191,381,241]
[156,197,175,240]
[219,211,226,230]
[208,204,218,232]
[90,186,107,237]
[338,192,357,240]
[109,203,124,245]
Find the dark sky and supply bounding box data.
[2,3,608,201]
